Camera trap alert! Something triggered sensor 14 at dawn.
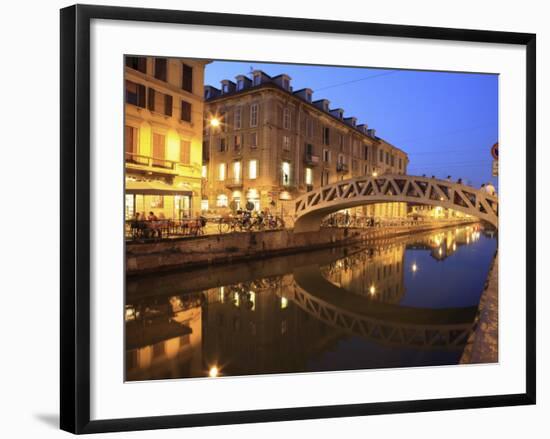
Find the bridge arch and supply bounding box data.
[293,174,498,233]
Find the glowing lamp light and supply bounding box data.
[372,171,378,177]
[210,117,220,127]
[411,263,418,273]
[209,366,219,378]
[369,285,376,295]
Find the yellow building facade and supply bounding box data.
[124,56,209,220]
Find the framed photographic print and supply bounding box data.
[60,4,536,434]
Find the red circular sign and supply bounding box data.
[491,142,499,159]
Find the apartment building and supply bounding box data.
[124,56,209,220]
[202,70,409,218]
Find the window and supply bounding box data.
[125,80,146,107]
[237,79,245,90]
[152,133,165,166]
[305,90,312,102]
[233,161,241,182]
[249,160,258,179]
[364,145,369,160]
[125,56,146,73]
[386,151,390,165]
[218,163,226,181]
[364,164,369,175]
[222,83,230,93]
[352,159,358,171]
[253,74,261,86]
[219,137,226,152]
[154,58,167,81]
[305,143,314,156]
[282,162,291,186]
[339,134,344,151]
[379,149,384,162]
[391,154,395,166]
[216,194,228,207]
[283,108,291,130]
[283,135,291,151]
[250,104,258,127]
[282,77,289,90]
[125,125,137,157]
[322,170,330,186]
[202,165,208,178]
[181,63,193,92]
[305,167,313,185]
[399,158,403,170]
[323,127,330,145]
[234,107,242,129]
[180,140,191,164]
[323,149,330,162]
[180,101,191,122]
[305,117,313,138]
[234,135,242,152]
[250,132,258,149]
[146,90,172,116]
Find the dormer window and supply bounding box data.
[222,83,230,93]
[282,77,289,90]
[305,91,312,103]
[253,74,261,86]
[237,79,245,91]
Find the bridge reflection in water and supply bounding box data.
[125,225,497,381]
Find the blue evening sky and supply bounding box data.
[205,61,498,188]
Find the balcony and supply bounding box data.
[125,152,199,178]
[304,153,320,166]
[225,178,243,189]
[336,162,349,173]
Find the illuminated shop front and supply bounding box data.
[125,179,193,219]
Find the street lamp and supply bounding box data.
[372,171,378,177]
[209,366,219,378]
[209,117,220,128]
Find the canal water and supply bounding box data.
[125,224,497,381]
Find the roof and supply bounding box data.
[204,81,407,156]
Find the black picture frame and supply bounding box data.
[60,4,536,434]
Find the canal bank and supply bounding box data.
[460,252,499,364]
[126,219,478,275]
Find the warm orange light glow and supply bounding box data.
[372,171,378,177]
[369,285,376,295]
[209,366,219,377]
[210,117,220,127]
[412,263,418,272]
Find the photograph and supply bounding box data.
[124,56,499,381]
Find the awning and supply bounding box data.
[126,180,193,196]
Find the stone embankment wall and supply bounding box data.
[460,252,499,364]
[126,220,476,275]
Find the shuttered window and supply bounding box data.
[148,88,156,111]
[125,126,137,157]
[182,63,193,92]
[125,56,146,73]
[154,58,167,81]
[125,80,146,108]
[181,101,192,122]
[152,133,165,166]
[164,94,173,116]
[180,140,191,164]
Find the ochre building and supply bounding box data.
[124,56,209,220]
[202,70,409,220]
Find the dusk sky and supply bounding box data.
[205,61,498,188]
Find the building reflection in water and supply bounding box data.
[125,224,495,381]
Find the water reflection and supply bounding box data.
[126,224,496,381]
